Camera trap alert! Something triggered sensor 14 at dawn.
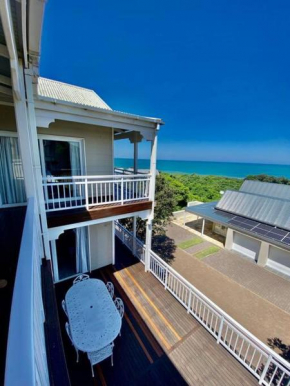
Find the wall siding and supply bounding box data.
[89,222,113,270]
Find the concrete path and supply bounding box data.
[165,223,290,348]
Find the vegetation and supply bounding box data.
[162,173,290,210]
[177,237,203,250]
[120,173,176,239]
[195,246,220,259]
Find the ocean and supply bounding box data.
[115,158,290,179]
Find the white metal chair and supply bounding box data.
[73,274,90,285]
[87,343,114,377]
[65,322,79,362]
[114,297,124,318]
[114,297,124,336]
[61,299,68,317]
[106,281,114,298]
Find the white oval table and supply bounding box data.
[65,278,121,353]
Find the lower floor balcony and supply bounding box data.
[54,238,257,385]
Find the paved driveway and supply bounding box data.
[162,222,290,349]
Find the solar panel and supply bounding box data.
[252,228,269,236]
[213,209,290,249]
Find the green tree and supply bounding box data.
[121,173,176,240]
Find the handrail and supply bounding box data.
[42,174,152,212]
[42,173,151,182]
[115,221,290,385]
[5,198,49,386]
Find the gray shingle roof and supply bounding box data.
[240,180,290,200]
[37,77,111,110]
[216,190,290,231]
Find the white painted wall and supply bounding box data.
[0,106,114,176]
[89,221,113,270]
[232,232,261,260]
[38,121,113,175]
[267,245,290,276]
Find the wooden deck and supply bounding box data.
[55,238,257,385]
[47,200,152,228]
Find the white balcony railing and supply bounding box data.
[115,221,290,386]
[5,198,49,386]
[42,174,151,212]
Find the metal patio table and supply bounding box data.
[65,278,121,352]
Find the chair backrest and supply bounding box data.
[87,342,114,364]
[65,322,73,344]
[62,299,68,316]
[106,282,114,298]
[114,297,124,318]
[73,274,90,285]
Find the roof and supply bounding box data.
[186,202,290,251]
[240,180,290,200]
[216,190,290,231]
[37,77,111,110]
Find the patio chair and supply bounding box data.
[61,299,68,317]
[114,297,124,336]
[73,273,90,285]
[106,281,114,298]
[87,343,114,377]
[65,322,79,362]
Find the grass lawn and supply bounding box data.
[177,237,203,249]
[195,246,220,259]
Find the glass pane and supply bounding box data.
[0,136,26,205]
[43,140,81,177]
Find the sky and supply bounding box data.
[40,0,290,165]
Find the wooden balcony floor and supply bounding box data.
[55,238,257,385]
[47,199,152,228]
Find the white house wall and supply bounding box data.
[38,121,113,175]
[89,221,113,270]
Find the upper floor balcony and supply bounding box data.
[43,173,153,228]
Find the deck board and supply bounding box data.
[55,237,257,385]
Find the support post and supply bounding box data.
[145,219,152,272]
[201,218,205,235]
[50,240,59,282]
[133,216,137,256]
[149,128,158,204]
[134,141,138,174]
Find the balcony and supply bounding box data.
[55,237,259,385]
[43,174,152,228]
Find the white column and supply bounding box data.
[50,240,59,282]
[257,241,269,267]
[133,216,137,255]
[24,69,51,259]
[201,218,205,235]
[149,128,158,204]
[145,219,152,272]
[134,141,138,174]
[13,61,35,197]
[225,228,234,250]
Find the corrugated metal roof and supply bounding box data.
[240,180,290,200]
[37,77,111,110]
[216,190,290,231]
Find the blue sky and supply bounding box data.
[40,0,290,165]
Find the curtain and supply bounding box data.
[76,226,90,273]
[0,136,26,205]
[69,142,81,176]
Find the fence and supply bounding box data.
[115,221,290,386]
[5,198,49,386]
[43,174,151,212]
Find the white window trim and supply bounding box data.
[0,130,27,208]
[38,134,86,177]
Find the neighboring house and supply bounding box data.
[186,180,290,276]
[1,1,290,386]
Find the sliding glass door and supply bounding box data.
[0,133,26,206]
[39,136,84,178]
